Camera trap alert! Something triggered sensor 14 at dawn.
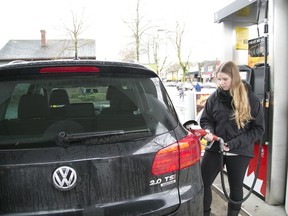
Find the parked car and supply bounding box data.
[0,60,203,216]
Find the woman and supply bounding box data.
[200,61,265,216]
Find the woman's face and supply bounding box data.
[217,72,232,90]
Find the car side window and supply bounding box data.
[5,83,30,120]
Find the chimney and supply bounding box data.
[40,30,47,47]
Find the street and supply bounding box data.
[165,86,196,124]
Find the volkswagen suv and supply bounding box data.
[0,60,203,216]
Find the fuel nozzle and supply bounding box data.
[191,127,218,141]
[184,120,225,152]
[204,135,225,153]
[217,137,225,153]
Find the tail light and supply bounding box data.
[152,133,201,176]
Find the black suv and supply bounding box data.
[0,60,203,216]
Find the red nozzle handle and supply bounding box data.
[193,129,218,141]
[212,134,219,141]
[193,129,207,137]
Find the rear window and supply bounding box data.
[0,71,178,148]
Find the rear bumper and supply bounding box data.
[170,188,204,216]
[172,161,204,216]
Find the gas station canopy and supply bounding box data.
[214,0,265,24]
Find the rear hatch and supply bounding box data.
[0,61,201,215]
[1,132,181,215]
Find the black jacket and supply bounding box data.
[200,84,265,157]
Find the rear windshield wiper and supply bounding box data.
[58,129,151,145]
[0,137,56,149]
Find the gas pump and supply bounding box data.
[214,0,288,208]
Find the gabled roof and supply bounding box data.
[0,39,96,61]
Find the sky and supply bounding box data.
[0,0,229,61]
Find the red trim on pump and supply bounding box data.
[40,66,100,73]
[152,132,201,175]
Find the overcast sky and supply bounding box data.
[0,0,229,61]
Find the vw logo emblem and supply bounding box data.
[52,166,77,191]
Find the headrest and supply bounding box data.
[106,85,122,100]
[49,89,69,106]
[18,94,49,119]
[119,93,137,112]
[105,85,138,113]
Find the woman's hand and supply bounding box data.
[223,143,230,151]
[203,131,214,142]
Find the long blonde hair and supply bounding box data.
[217,61,253,128]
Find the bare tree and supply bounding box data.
[142,40,151,63]
[62,9,91,59]
[172,22,191,82]
[151,33,170,75]
[167,63,181,81]
[123,0,154,62]
[138,28,171,76]
[119,46,136,62]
